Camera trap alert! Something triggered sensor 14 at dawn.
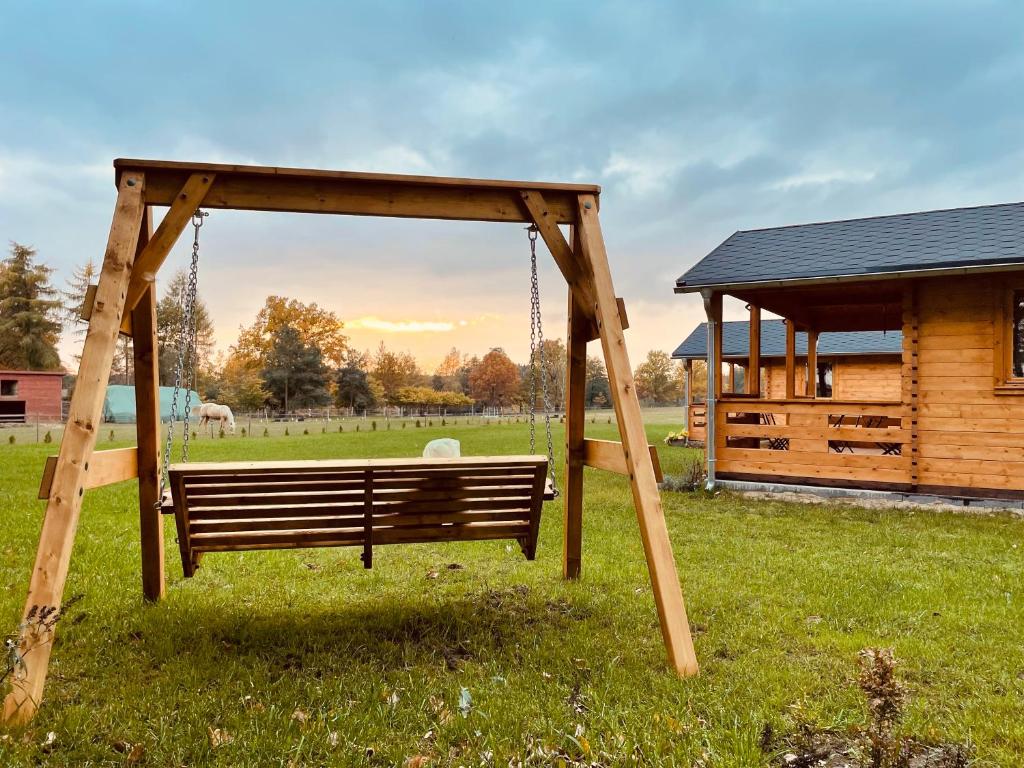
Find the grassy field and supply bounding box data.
[1,418,1022,766]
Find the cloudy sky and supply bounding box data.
[2,0,1023,370]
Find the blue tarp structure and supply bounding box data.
[103,385,203,423]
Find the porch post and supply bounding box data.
[702,290,721,489]
[684,359,692,431]
[806,329,818,398]
[785,320,796,399]
[747,305,760,396]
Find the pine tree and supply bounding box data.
[0,242,63,370]
[156,269,215,387]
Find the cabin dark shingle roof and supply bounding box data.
[675,201,1024,291]
[671,320,902,361]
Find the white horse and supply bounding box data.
[196,403,236,434]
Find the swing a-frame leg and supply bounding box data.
[574,194,699,677]
[2,173,146,725]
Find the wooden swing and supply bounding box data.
[5,159,697,725]
[154,208,560,576]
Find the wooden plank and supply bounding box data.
[785,321,796,399]
[717,399,906,417]
[748,305,760,396]
[118,158,594,224]
[132,213,165,601]
[3,171,145,726]
[582,439,664,482]
[121,173,215,324]
[36,442,140,501]
[168,455,548,473]
[80,284,98,321]
[576,192,697,677]
[717,446,910,470]
[715,459,911,484]
[806,330,818,397]
[563,282,586,579]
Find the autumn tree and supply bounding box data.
[434,346,465,392]
[469,348,520,408]
[633,349,677,405]
[156,269,216,387]
[216,353,269,411]
[522,338,566,411]
[236,296,348,368]
[370,342,420,404]
[585,355,611,408]
[0,242,62,370]
[261,324,330,411]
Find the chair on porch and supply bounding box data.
[759,412,789,450]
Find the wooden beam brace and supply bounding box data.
[3,171,145,725]
[583,439,664,482]
[575,192,698,678]
[806,329,818,397]
[120,172,215,331]
[37,447,139,500]
[520,190,597,315]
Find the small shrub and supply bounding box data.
[428,420,433,427]
[355,424,360,432]
[263,427,269,437]
[8,435,14,445]
[441,418,446,427]
[241,427,247,437]
[43,430,52,444]
[285,427,290,436]
[372,421,377,431]
[659,450,706,492]
[191,430,197,440]
[858,648,906,768]
[402,422,406,429]
[322,426,326,433]
[338,424,344,433]
[607,417,612,424]
[303,428,309,435]
[219,427,225,438]
[415,420,421,428]
[109,430,115,442]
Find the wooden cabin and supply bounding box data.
[675,200,1024,500]
[672,320,902,443]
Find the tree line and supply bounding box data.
[0,242,692,410]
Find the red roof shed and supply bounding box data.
[0,370,64,423]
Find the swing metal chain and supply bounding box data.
[528,225,559,497]
[158,210,207,500]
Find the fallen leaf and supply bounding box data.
[386,690,400,707]
[207,727,234,749]
[425,569,439,580]
[405,756,430,768]
[327,731,340,748]
[291,707,309,724]
[127,743,145,765]
[41,731,56,750]
[446,563,464,570]
[458,687,472,718]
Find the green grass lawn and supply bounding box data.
[1,419,1022,766]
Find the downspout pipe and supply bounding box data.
[701,289,717,491]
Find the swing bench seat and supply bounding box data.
[161,456,553,576]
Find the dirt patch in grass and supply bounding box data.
[769,727,970,768]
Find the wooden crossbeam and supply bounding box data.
[116,159,594,224]
[37,447,139,500]
[582,439,664,482]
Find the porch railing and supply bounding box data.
[715,398,912,486]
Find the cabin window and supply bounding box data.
[816,362,833,398]
[996,287,1024,391]
[0,380,17,397]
